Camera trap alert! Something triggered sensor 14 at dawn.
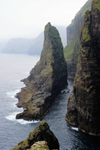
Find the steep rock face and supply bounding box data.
[11,120,59,150]
[64,0,92,78]
[28,26,67,56]
[66,0,100,136]
[16,22,67,120]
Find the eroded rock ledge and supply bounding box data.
[11,120,59,150]
[66,0,100,136]
[16,22,67,121]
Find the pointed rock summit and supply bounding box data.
[16,22,67,120]
[11,120,59,150]
[66,0,100,136]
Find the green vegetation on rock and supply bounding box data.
[64,0,92,78]
[67,20,74,28]
[16,22,67,121]
[11,121,59,150]
[66,0,100,136]
[81,10,91,43]
[92,0,100,10]
[76,0,92,17]
[30,141,50,150]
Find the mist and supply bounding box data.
[0,0,88,41]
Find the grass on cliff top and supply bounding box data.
[67,0,92,28]
[64,39,75,61]
[68,20,74,28]
[64,0,92,63]
[92,0,100,10]
[76,0,92,17]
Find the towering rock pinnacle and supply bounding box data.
[16,22,67,121]
[66,0,100,136]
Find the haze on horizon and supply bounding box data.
[0,0,88,41]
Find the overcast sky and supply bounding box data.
[0,0,88,40]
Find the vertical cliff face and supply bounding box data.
[64,0,92,78]
[16,22,67,121]
[66,0,100,136]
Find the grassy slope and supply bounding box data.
[64,0,92,62]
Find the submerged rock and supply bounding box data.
[66,0,100,136]
[16,22,67,121]
[11,120,59,150]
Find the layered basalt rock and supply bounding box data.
[66,0,100,136]
[16,22,67,121]
[11,120,59,150]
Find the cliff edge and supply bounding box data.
[66,0,100,136]
[16,22,67,121]
[64,0,92,78]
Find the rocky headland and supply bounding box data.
[11,120,59,150]
[16,22,67,121]
[66,0,100,136]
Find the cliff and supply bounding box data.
[66,0,100,136]
[2,27,66,55]
[2,38,34,54]
[16,22,67,120]
[64,0,92,78]
[28,32,44,55]
[11,120,59,150]
[28,26,67,56]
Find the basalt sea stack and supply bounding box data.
[66,0,100,136]
[16,22,67,120]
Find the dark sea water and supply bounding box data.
[0,53,100,150]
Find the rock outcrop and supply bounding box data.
[11,120,59,150]
[66,0,100,136]
[64,0,92,78]
[29,141,50,150]
[16,22,67,121]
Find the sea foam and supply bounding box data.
[71,127,79,131]
[6,89,21,98]
[6,112,40,125]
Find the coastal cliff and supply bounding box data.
[64,0,92,78]
[16,22,67,121]
[11,120,59,150]
[66,0,100,136]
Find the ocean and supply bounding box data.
[0,53,100,150]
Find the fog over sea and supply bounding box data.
[0,53,100,150]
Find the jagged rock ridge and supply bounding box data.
[11,120,59,150]
[64,0,92,78]
[16,22,67,121]
[66,0,100,136]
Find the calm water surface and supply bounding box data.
[0,54,100,150]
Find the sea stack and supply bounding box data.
[66,0,100,136]
[16,22,67,120]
